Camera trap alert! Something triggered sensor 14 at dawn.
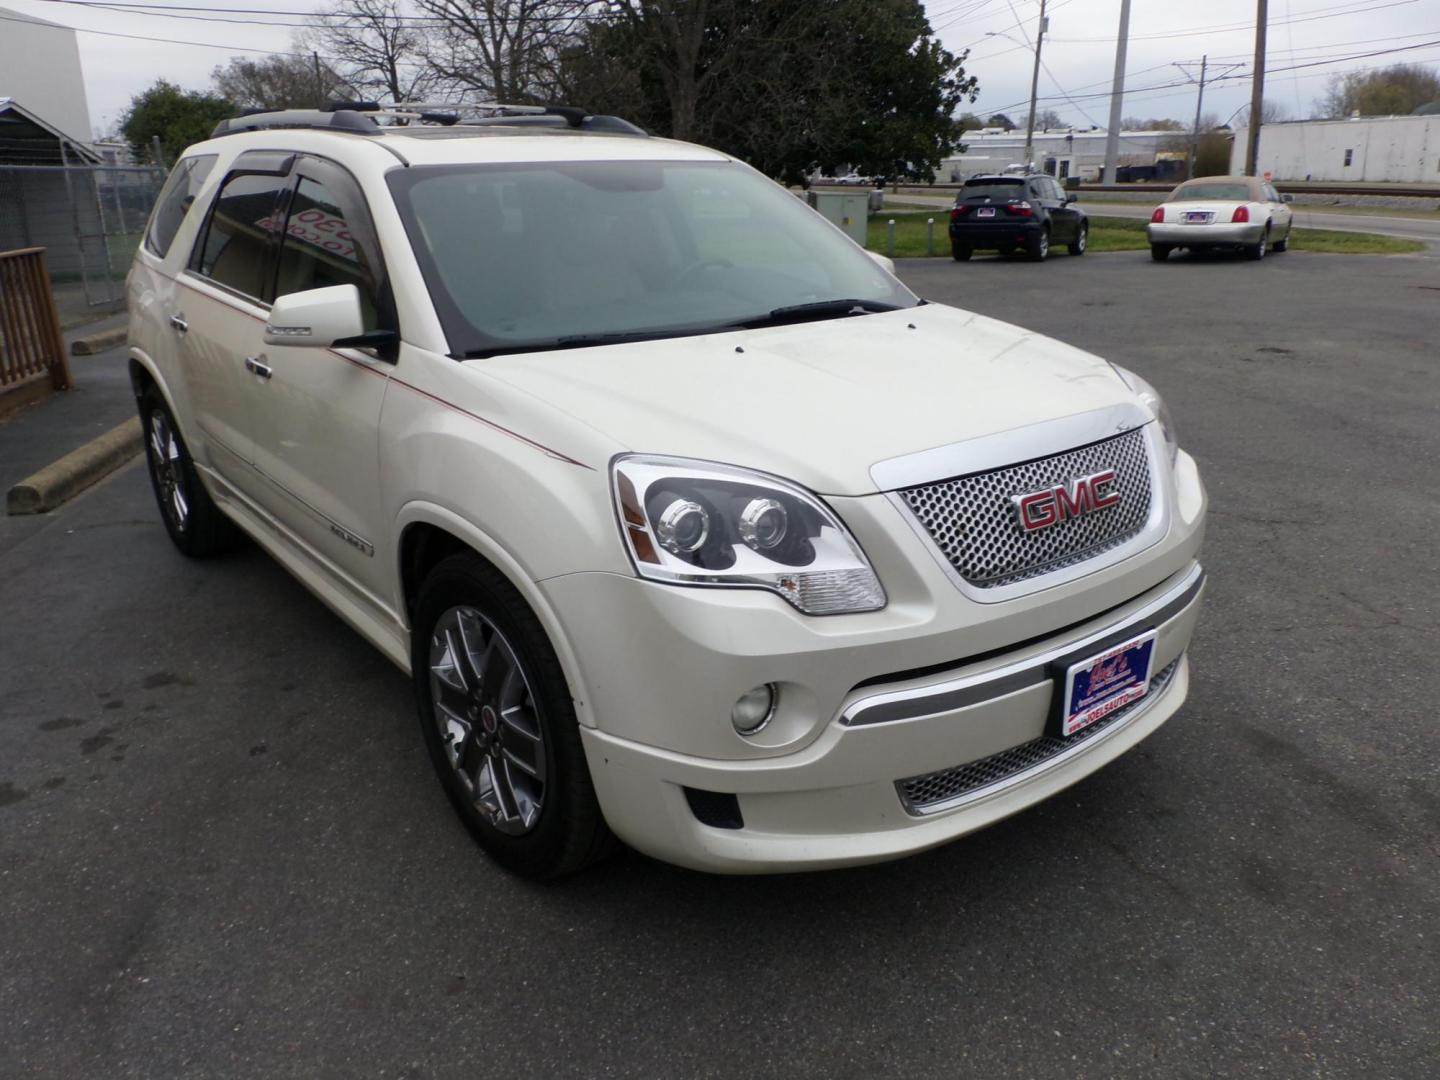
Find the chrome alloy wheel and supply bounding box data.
[428,606,547,835]
[148,409,189,533]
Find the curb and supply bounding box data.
[70,327,128,356]
[6,416,143,515]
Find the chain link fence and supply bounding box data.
[0,164,167,319]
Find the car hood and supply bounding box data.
[471,303,1137,495]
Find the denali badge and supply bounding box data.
[1011,470,1120,533]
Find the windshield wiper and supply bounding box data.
[734,298,903,329]
[455,326,719,360]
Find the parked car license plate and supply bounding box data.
[1060,631,1157,737]
[977,207,996,218]
[1184,211,1212,224]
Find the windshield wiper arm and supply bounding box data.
[455,326,717,360]
[735,298,903,329]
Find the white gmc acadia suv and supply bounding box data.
[127,105,1206,878]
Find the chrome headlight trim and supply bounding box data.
[610,455,887,616]
[1112,365,1179,465]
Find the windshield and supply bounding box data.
[1169,183,1251,201]
[959,179,1026,201]
[386,159,918,357]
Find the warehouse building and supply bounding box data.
[939,127,1186,183]
[1232,114,1440,183]
[0,5,97,164]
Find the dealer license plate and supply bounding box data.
[977,206,996,218]
[1184,211,1212,224]
[1060,631,1157,737]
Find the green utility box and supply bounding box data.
[806,191,871,246]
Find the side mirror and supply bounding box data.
[1065,194,1078,204]
[265,284,387,349]
[1281,193,1294,203]
[867,250,896,275]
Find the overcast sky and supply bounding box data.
[3,0,1437,137]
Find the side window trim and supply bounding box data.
[186,151,298,304]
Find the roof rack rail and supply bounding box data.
[210,101,646,139]
[211,109,381,138]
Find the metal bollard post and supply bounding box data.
[887,219,895,257]
[927,218,935,256]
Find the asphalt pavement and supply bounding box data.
[891,191,1440,245]
[2,249,1438,1078]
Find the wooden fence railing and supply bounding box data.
[0,247,72,392]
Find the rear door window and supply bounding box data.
[191,172,290,301]
[144,154,217,259]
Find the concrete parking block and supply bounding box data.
[5,415,142,514]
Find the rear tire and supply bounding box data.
[1068,223,1088,256]
[139,385,237,558]
[1150,243,1172,262]
[1246,231,1268,260]
[412,552,614,880]
[1027,227,1050,262]
[950,242,972,261]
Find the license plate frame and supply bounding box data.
[1183,211,1212,224]
[1057,630,1158,737]
[976,206,997,218]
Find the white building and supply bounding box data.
[1232,115,1440,183]
[940,128,1186,183]
[0,5,96,163]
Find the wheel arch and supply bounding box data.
[395,503,597,729]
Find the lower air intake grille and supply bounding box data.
[897,657,1181,814]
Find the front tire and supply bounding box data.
[139,385,237,557]
[1068,223,1088,256]
[412,553,613,880]
[1150,243,1172,262]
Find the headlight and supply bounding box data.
[611,456,886,615]
[1112,364,1179,464]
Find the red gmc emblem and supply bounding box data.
[1011,470,1121,532]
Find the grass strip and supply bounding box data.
[865,211,1424,257]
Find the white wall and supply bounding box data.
[1233,117,1440,183]
[0,6,94,148]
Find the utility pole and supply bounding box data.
[1245,0,1268,175]
[1188,57,1207,179]
[313,51,324,109]
[1102,0,1132,184]
[1177,57,1243,178]
[1022,0,1049,170]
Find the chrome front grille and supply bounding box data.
[897,657,1181,815]
[897,428,1153,588]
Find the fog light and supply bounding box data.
[731,684,777,735]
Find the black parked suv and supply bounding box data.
[949,173,1088,262]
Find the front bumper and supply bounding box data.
[573,564,1203,872]
[1148,222,1264,246]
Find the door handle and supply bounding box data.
[244,355,273,380]
[169,314,188,334]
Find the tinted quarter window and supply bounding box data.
[274,176,378,328]
[192,173,289,301]
[144,154,217,259]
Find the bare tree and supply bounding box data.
[416,0,588,103]
[1033,108,1067,129]
[302,0,437,104]
[211,53,352,110]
